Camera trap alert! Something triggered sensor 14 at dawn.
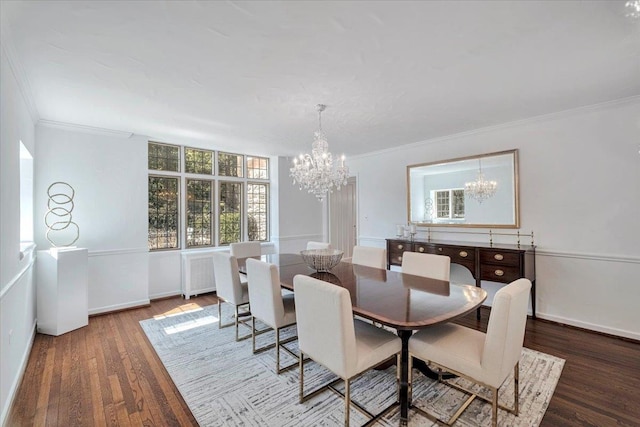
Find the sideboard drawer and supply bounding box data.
[480,264,521,283]
[479,249,521,267]
[388,240,412,265]
[427,245,475,274]
[413,243,436,254]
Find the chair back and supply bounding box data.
[230,241,262,259]
[246,258,285,329]
[351,246,386,269]
[212,252,243,304]
[481,278,532,387]
[306,241,331,250]
[294,275,356,379]
[401,252,450,281]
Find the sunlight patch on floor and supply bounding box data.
[154,302,204,320]
[163,315,218,335]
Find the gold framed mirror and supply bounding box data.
[407,149,519,228]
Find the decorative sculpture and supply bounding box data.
[45,181,79,247]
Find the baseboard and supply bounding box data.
[88,299,150,316]
[1,319,37,427]
[536,312,640,342]
[149,291,182,301]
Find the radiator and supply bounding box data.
[181,251,216,299]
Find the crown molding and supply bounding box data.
[0,20,40,124]
[352,95,640,161]
[37,119,134,139]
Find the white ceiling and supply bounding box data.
[2,1,639,157]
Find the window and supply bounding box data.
[148,176,180,249]
[247,156,269,179]
[186,179,213,247]
[435,189,465,220]
[218,152,244,177]
[247,183,268,241]
[148,142,270,250]
[148,142,180,172]
[219,182,242,245]
[185,147,214,175]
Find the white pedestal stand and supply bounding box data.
[36,247,89,336]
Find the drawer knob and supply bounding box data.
[438,247,443,252]
[494,254,504,261]
[495,269,504,277]
[398,244,403,250]
[459,251,468,258]
[398,256,403,262]
[418,247,424,253]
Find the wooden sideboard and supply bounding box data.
[386,238,537,318]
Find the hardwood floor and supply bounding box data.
[7,296,640,426]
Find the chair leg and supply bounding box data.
[407,354,412,404]
[218,301,222,329]
[252,316,256,352]
[514,361,519,416]
[491,386,498,427]
[276,327,280,372]
[344,378,350,427]
[299,351,305,404]
[235,306,240,341]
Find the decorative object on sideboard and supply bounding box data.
[290,104,349,201]
[44,181,80,247]
[464,158,498,204]
[423,198,434,222]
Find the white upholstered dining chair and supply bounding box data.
[212,252,251,341]
[408,278,532,427]
[401,251,450,281]
[246,258,299,374]
[230,241,262,282]
[293,275,402,426]
[229,241,262,258]
[306,241,331,250]
[351,246,386,270]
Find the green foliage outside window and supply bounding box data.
[148,142,180,172]
[218,152,243,177]
[185,148,213,175]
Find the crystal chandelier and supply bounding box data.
[626,0,640,18]
[464,159,497,204]
[290,104,349,201]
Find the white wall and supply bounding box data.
[273,156,326,253]
[34,125,150,314]
[351,98,640,340]
[0,45,37,425]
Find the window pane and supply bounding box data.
[219,181,242,245]
[452,189,465,219]
[185,147,214,175]
[187,180,213,247]
[247,156,269,179]
[218,152,244,177]
[436,190,450,219]
[148,142,180,172]
[247,183,268,241]
[148,176,179,250]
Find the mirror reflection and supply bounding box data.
[407,149,519,228]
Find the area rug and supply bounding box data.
[140,303,564,426]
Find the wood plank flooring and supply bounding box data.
[7,295,640,426]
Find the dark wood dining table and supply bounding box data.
[238,253,487,424]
